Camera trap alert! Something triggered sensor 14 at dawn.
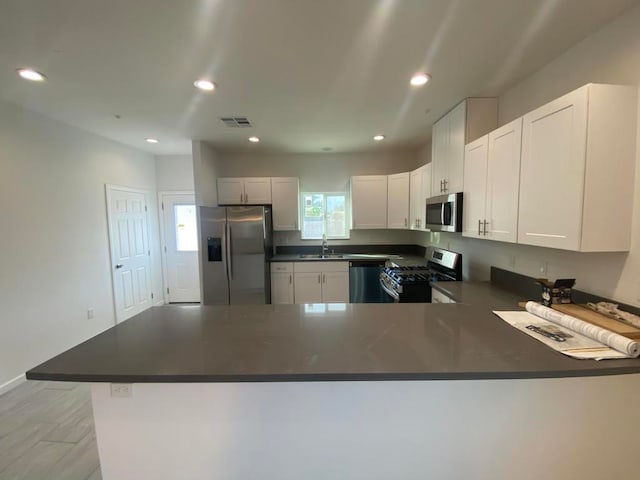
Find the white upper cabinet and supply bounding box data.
[387,172,410,229]
[432,98,497,196]
[462,136,489,239]
[518,84,637,252]
[217,177,271,205]
[409,164,432,230]
[351,175,388,229]
[485,118,522,243]
[463,118,523,243]
[271,177,299,231]
[217,178,244,205]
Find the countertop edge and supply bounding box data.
[26,367,640,383]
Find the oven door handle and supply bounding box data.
[380,278,400,302]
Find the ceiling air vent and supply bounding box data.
[220,116,252,128]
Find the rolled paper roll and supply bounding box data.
[525,301,640,358]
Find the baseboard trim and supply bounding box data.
[0,373,26,396]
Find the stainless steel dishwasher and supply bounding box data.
[349,260,394,303]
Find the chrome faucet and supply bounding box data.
[321,234,329,256]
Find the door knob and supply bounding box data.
[115,264,124,269]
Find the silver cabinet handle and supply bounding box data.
[404,218,408,228]
[115,264,123,269]
[227,225,233,279]
[318,274,321,283]
[240,193,243,203]
[442,179,448,192]
[289,274,292,284]
[483,220,489,236]
[478,219,482,236]
[244,193,248,203]
[322,274,326,284]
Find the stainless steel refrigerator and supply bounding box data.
[200,206,273,305]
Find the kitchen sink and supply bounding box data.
[298,254,344,259]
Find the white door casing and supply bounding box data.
[106,185,152,323]
[159,192,200,303]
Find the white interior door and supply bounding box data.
[160,193,200,303]
[106,186,152,323]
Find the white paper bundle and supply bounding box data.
[525,301,640,358]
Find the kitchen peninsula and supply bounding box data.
[27,285,640,480]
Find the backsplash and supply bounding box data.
[274,229,415,247]
[412,230,637,307]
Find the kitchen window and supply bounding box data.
[300,192,349,240]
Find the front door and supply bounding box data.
[106,185,152,323]
[160,193,200,303]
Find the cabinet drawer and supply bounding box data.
[271,262,293,273]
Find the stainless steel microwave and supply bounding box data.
[425,192,463,232]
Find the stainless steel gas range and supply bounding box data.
[379,247,462,302]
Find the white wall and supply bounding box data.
[0,100,162,391]
[155,155,194,191]
[416,4,640,307]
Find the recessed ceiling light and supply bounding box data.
[17,68,46,82]
[373,135,385,141]
[145,138,159,144]
[248,136,260,143]
[194,79,216,91]
[410,73,431,86]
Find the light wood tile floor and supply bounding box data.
[0,381,100,480]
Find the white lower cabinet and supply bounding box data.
[431,288,455,304]
[293,262,350,304]
[270,263,294,304]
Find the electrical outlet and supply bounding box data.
[87,308,94,319]
[539,262,548,277]
[110,383,132,398]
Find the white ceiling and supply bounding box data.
[1,0,638,155]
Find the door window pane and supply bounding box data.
[174,205,198,251]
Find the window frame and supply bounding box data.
[299,191,350,240]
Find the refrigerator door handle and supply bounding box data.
[227,223,233,279]
[222,222,229,281]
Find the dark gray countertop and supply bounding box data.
[26,283,640,383]
[270,253,428,266]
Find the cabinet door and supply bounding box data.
[321,271,350,303]
[486,118,522,243]
[518,88,588,250]
[420,163,432,229]
[431,118,448,195]
[271,177,299,231]
[387,172,410,229]
[431,288,454,303]
[271,272,294,304]
[351,176,388,229]
[244,177,272,204]
[409,167,423,230]
[462,136,488,239]
[447,101,467,193]
[217,178,244,205]
[294,272,323,303]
